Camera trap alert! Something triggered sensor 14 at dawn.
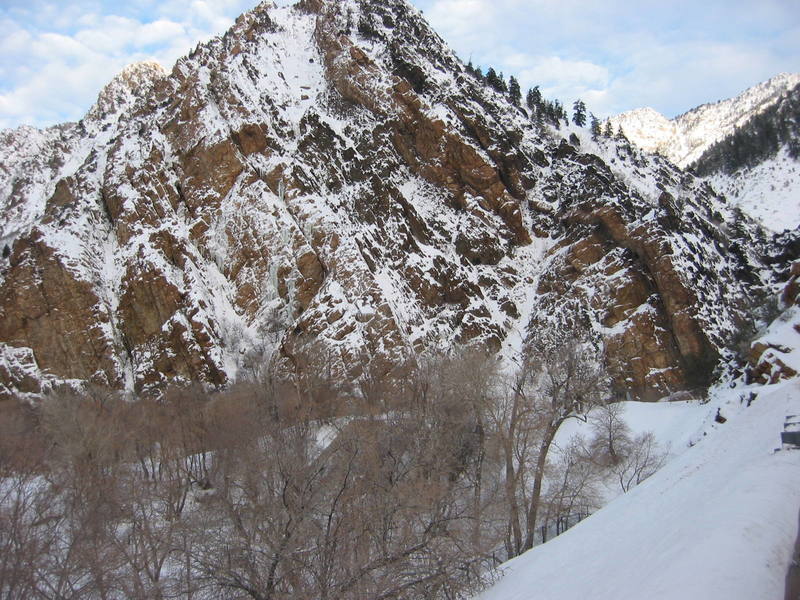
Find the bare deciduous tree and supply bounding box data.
[539,437,601,542]
[495,324,609,556]
[589,401,632,465]
[612,432,668,493]
[2,322,662,598]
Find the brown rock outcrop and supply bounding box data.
[561,198,720,389]
[533,229,689,399]
[0,237,119,387]
[746,341,798,385]
[782,261,800,306]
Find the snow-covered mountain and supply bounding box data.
[610,73,800,233]
[0,0,784,404]
[1,1,799,598]
[693,80,800,233]
[609,73,800,168]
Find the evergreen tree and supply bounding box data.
[590,114,601,140]
[526,86,542,111]
[603,119,614,137]
[497,71,508,93]
[508,76,522,106]
[541,101,553,127]
[535,107,545,128]
[485,68,502,91]
[572,99,587,127]
[554,100,567,125]
[551,101,563,129]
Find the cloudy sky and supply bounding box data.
[1,0,798,129]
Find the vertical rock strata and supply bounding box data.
[0,0,771,400]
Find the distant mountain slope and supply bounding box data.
[609,74,800,232]
[609,73,800,168]
[692,82,800,232]
[691,81,800,175]
[705,148,800,232]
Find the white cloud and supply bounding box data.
[139,19,188,46]
[0,58,120,128]
[589,37,799,117]
[417,0,800,118]
[0,0,256,129]
[0,26,33,58]
[426,0,495,40]
[189,0,237,33]
[421,0,616,109]
[74,17,141,53]
[1,0,798,128]
[518,56,608,94]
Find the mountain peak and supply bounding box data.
[621,106,665,118]
[611,72,800,167]
[605,107,676,158]
[88,60,168,122]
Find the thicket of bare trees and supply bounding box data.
[0,334,667,599]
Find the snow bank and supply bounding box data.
[478,381,800,600]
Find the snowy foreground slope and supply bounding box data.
[479,299,800,600]
[479,378,800,600]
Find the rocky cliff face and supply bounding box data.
[0,0,775,401]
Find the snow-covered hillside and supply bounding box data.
[609,73,800,169]
[0,1,798,598]
[478,307,800,600]
[0,0,774,401]
[707,148,800,232]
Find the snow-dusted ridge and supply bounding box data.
[610,73,800,168]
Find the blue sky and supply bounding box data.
[1,0,798,129]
